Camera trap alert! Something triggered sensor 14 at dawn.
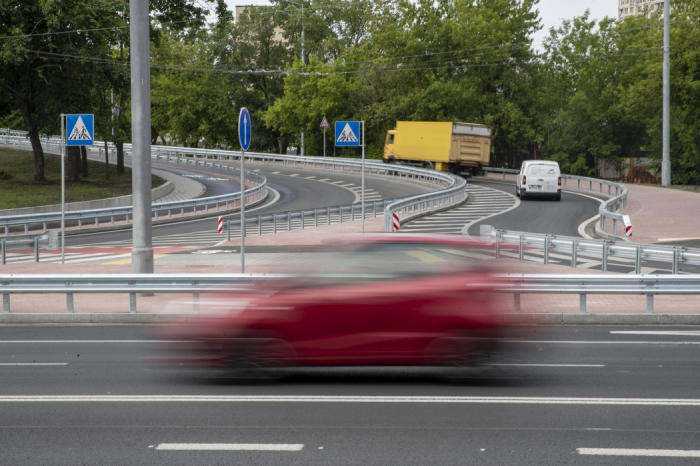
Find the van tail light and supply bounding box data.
[523,176,526,185]
[558,176,561,186]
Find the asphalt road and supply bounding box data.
[467,180,601,237]
[66,161,437,247]
[2,325,700,465]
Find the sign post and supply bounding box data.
[63,114,94,263]
[334,120,365,233]
[320,116,330,157]
[238,108,252,273]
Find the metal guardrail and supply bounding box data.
[383,173,467,232]
[1,272,697,314]
[3,129,460,236]
[0,231,58,264]
[225,201,393,240]
[481,226,700,274]
[0,157,267,234]
[483,167,630,237]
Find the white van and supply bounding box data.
[516,161,561,201]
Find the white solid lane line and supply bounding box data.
[509,340,700,345]
[4,396,700,405]
[0,340,189,344]
[611,331,700,336]
[154,444,304,451]
[489,364,605,367]
[0,363,68,366]
[578,448,700,457]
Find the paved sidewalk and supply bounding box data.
[598,184,700,244]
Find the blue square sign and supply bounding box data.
[66,114,94,146]
[335,121,361,147]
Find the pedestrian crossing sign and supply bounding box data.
[335,121,360,147]
[66,114,94,146]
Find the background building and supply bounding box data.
[619,0,668,20]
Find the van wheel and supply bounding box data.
[515,186,520,198]
[555,194,561,202]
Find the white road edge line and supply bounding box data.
[611,331,700,336]
[4,396,700,405]
[0,341,189,343]
[508,340,700,345]
[577,448,700,457]
[489,364,605,367]
[0,363,68,366]
[154,443,304,451]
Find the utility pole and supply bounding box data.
[661,0,671,186]
[130,0,154,273]
[281,0,305,156]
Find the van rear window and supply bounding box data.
[528,164,559,176]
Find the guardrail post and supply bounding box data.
[130,293,136,313]
[2,294,9,313]
[168,210,172,219]
[579,294,587,313]
[602,242,608,272]
[543,236,550,265]
[301,211,305,229]
[43,222,47,232]
[34,237,39,262]
[672,249,679,274]
[180,208,184,217]
[258,217,262,235]
[513,293,520,313]
[78,219,82,229]
[24,224,28,234]
[273,215,277,234]
[612,219,617,235]
[589,181,592,191]
[227,219,231,242]
[495,231,501,259]
[519,235,524,262]
[373,202,376,218]
[577,179,580,189]
[608,185,611,195]
[327,207,331,225]
[314,209,318,228]
[287,213,291,231]
[1,239,5,265]
[351,205,355,222]
[646,295,654,314]
[111,216,115,225]
[66,293,74,313]
[571,239,578,268]
[635,246,641,274]
[339,206,343,223]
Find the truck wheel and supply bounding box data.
[422,162,434,170]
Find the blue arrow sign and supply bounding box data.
[66,114,94,146]
[335,121,360,147]
[238,108,252,151]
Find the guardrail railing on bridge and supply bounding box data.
[3,129,462,236]
[481,226,700,274]
[1,272,697,315]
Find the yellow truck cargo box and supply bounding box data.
[384,121,491,175]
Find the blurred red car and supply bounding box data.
[158,235,505,376]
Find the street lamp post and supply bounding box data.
[281,0,305,156]
[661,0,671,186]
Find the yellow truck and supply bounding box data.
[383,121,492,176]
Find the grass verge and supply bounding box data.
[0,148,166,209]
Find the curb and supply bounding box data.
[3,313,700,325]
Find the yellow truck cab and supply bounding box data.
[383,121,491,177]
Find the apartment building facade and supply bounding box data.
[619,0,668,20]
